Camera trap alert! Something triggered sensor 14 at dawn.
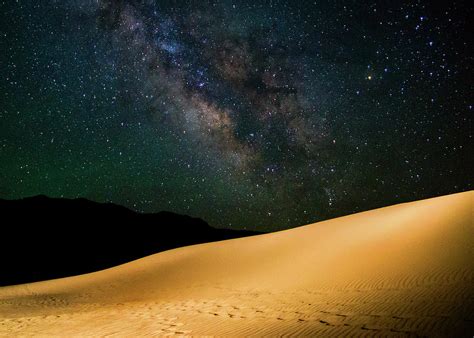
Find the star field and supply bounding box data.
[0,0,472,231]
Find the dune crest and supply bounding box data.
[1,191,473,336]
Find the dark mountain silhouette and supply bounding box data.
[0,196,261,286]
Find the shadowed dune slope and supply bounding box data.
[0,191,473,336]
[0,195,259,286]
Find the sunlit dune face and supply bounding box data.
[0,192,472,336]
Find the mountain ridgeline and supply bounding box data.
[0,196,260,286]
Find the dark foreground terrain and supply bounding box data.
[0,196,260,286]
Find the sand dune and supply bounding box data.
[0,191,472,336]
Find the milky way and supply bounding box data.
[0,0,472,230]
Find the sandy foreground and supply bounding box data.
[0,192,472,336]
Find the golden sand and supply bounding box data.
[1,191,472,336]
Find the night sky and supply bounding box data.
[0,0,472,231]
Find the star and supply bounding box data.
[0,0,470,231]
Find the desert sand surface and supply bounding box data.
[0,191,472,337]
